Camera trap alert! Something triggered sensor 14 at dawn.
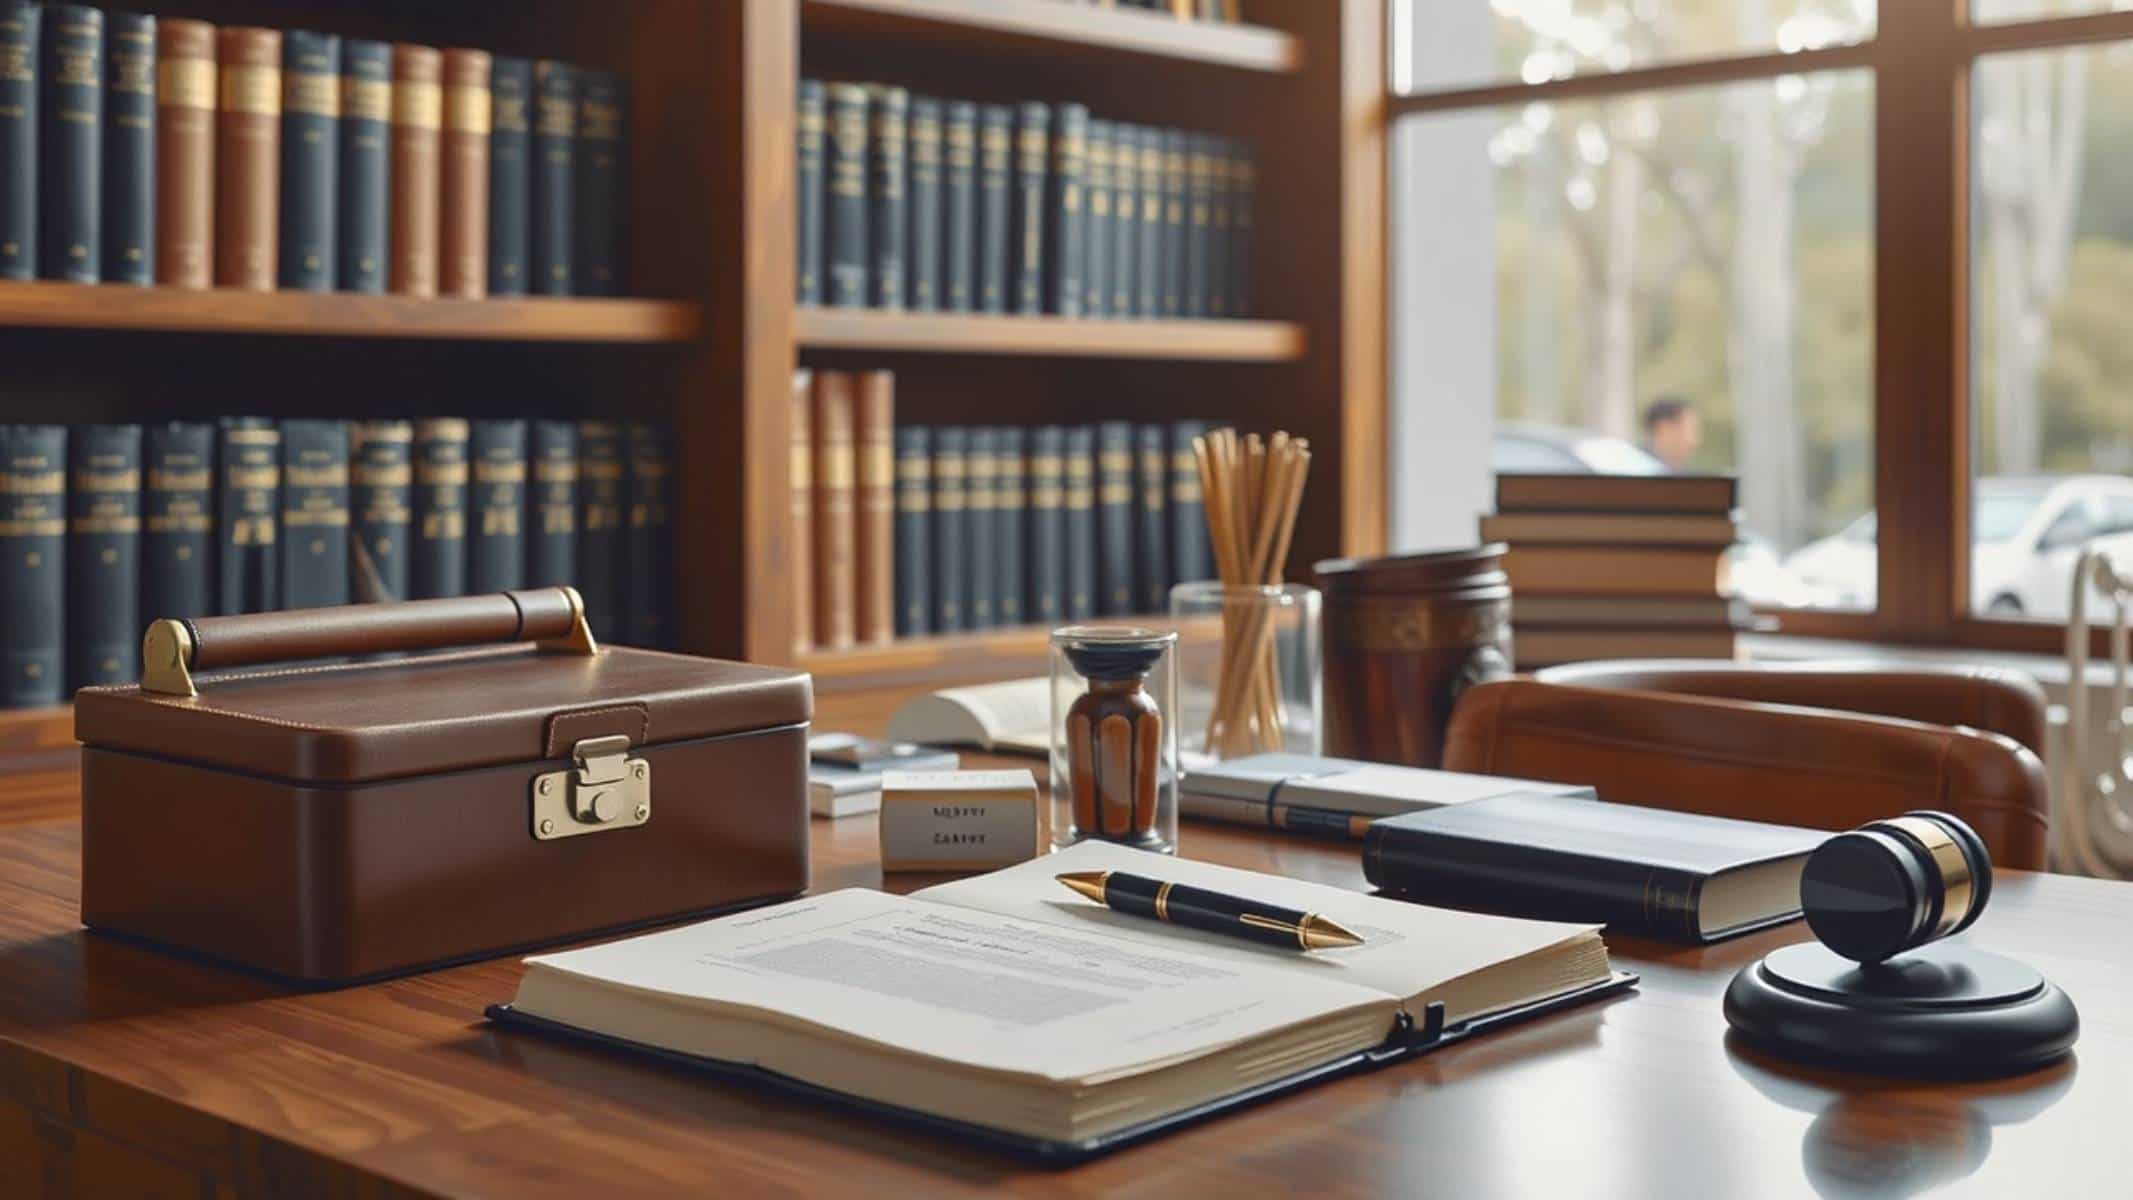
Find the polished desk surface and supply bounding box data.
[2,686,2130,1198]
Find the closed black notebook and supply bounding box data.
[278,30,339,291]
[1364,793,1825,944]
[0,425,65,706]
[142,422,213,621]
[467,419,527,593]
[485,56,532,296]
[100,10,152,284]
[993,425,1027,627]
[39,4,102,283]
[66,423,139,689]
[892,425,930,637]
[215,418,279,615]
[866,84,907,311]
[338,39,392,293]
[278,419,350,611]
[0,2,37,281]
[412,418,469,600]
[350,420,412,602]
[794,78,825,306]
[527,420,578,590]
[974,103,1011,314]
[929,425,967,633]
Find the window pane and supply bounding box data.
[1389,72,1875,611]
[1974,1,2133,24]
[1972,43,2133,624]
[1393,1,1876,96]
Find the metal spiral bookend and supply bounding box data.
[2060,547,2133,879]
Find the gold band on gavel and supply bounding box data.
[1878,815,1976,939]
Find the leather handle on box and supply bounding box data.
[139,587,598,697]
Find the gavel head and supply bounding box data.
[1800,811,1994,965]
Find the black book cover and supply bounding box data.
[142,421,212,621]
[39,4,101,282]
[576,420,625,640]
[625,421,672,647]
[893,424,930,637]
[1082,118,1111,319]
[905,94,940,311]
[1026,424,1064,625]
[349,419,411,602]
[0,2,37,281]
[485,55,531,296]
[411,418,468,600]
[215,418,278,615]
[974,103,1011,315]
[929,425,966,633]
[66,423,137,688]
[1109,121,1137,318]
[100,10,151,283]
[1008,102,1048,316]
[1160,128,1188,318]
[1363,793,1823,944]
[277,31,338,291]
[1062,425,1096,620]
[1134,125,1163,319]
[1230,141,1253,317]
[794,78,824,306]
[0,425,64,706]
[941,100,975,313]
[1135,423,1169,612]
[993,425,1027,627]
[574,68,625,297]
[1184,133,1214,318]
[1094,421,1134,615]
[467,418,526,593]
[1045,103,1087,318]
[866,84,907,310]
[965,426,997,629]
[527,419,577,589]
[529,60,577,295]
[1169,419,1211,584]
[823,82,867,309]
[338,39,391,293]
[278,419,350,610]
[1207,136,1232,319]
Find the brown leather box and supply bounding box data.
[74,588,812,986]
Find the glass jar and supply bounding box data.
[1169,582,1322,767]
[1048,626,1179,854]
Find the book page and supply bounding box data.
[519,887,1393,1087]
[936,677,1050,746]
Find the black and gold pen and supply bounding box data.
[1056,870,1366,952]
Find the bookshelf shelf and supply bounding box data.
[0,283,703,345]
[800,0,1302,74]
[796,308,1306,361]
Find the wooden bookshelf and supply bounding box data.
[796,308,1305,360]
[800,0,1302,74]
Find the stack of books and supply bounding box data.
[1483,473,1748,668]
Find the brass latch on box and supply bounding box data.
[532,735,651,840]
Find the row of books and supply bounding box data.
[0,418,673,709]
[796,81,1254,321]
[1483,473,1748,669]
[0,4,629,297]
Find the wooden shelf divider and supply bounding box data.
[800,0,1302,73]
[796,308,1305,361]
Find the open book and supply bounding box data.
[495,842,1623,1155]
[884,676,1051,756]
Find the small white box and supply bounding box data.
[879,769,1041,872]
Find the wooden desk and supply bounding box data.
[3,686,2130,1198]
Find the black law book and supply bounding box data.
[993,425,1027,627]
[1134,125,1163,319]
[66,423,138,688]
[823,82,868,309]
[39,4,101,282]
[529,60,577,296]
[576,419,625,640]
[1082,118,1111,319]
[904,94,941,311]
[1045,103,1087,318]
[625,420,672,647]
[941,100,975,312]
[349,419,411,602]
[1364,793,1824,944]
[1008,102,1047,316]
[467,418,526,593]
[794,78,824,306]
[1108,121,1137,318]
[278,31,338,291]
[1062,424,1095,620]
[411,418,468,600]
[575,68,625,297]
[1207,136,1232,319]
[1183,133,1214,318]
[215,419,278,614]
[928,426,967,633]
[1229,141,1253,317]
[0,2,36,281]
[1169,419,1212,584]
[1160,128,1188,318]
[99,10,151,284]
[485,55,531,296]
[892,424,930,637]
[1026,424,1065,625]
[338,39,391,293]
[527,419,577,589]
[278,419,350,610]
[1094,421,1134,615]
[974,103,1011,315]
[1134,422,1169,613]
[141,422,213,621]
[866,84,907,310]
[964,425,997,630]
[0,425,65,706]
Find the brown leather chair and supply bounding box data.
[1441,660,2051,870]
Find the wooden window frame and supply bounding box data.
[1387,3,2133,659]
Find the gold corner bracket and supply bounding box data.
[140,619,198,698]
[539,585,600,656]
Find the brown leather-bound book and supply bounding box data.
[439,48,491,298]
[389,43,442,297]
[214,27,280,290]
[791,368,814,654]
[811,371,857,651]
[155,19,216,288]
[853,371,895,644]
